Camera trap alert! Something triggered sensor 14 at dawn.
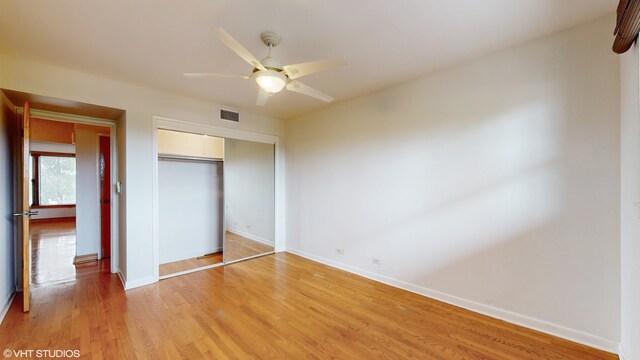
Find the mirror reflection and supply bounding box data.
[156,129,274,277]
[223,138,275,262]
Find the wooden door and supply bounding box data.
[99,136,111,259]
[20,102,31,312]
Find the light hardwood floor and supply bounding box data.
[1,237,617,359]
[30,218,78,285]
[159,231,273,276]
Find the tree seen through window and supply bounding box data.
[39,156,76,205]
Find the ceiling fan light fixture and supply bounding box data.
[255,70,287,94]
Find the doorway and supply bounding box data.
[2,88,123,312]
[28,119,112,284]
[29,141,77,286]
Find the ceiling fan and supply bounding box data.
[183,28,347,106]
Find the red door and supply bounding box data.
[99,136,111,259]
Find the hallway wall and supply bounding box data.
[74,126,102,258]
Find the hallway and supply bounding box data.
[30,219,108,286]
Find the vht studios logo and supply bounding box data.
[3,349,80,358]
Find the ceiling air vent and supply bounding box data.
[220,108,239,122]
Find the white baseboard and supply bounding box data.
[123,275,157,290]
[286,248,620,355]
[618,344,627,360]
[0,291,16,325]
[117,270,157,291]
[227,228,274,246]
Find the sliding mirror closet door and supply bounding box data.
[157,130,225,276]
[223,138,275,262]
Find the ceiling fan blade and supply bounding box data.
[283,58,347,80]
[286,81,334,102]
[212,27,266,71]
[183,72,249,79]
[256,88,269,106]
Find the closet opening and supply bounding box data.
[156,128,275,278]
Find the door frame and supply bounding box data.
[17,108,120,274]
[20,101,30,312]
[151,116,285,280]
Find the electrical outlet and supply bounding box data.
[372,258,381,265]
[335,248,344,255]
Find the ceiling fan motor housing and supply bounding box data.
[259,31,284,72]
[260,56,284,72]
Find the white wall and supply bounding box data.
[75,127,101,257]
[620,41,640,360]
[225,138,275,245]
[0,91,15,323]
[29,141,76,220]
[158,160,223,264]
[0,54,285,287]
[286,16,620,350]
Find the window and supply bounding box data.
[30,152,76,207]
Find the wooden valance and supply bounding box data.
[614,0,640,53]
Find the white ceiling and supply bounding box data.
[0,0,617,120]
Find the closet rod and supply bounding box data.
[158,154,223,163]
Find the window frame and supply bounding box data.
[30,151,77,208]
